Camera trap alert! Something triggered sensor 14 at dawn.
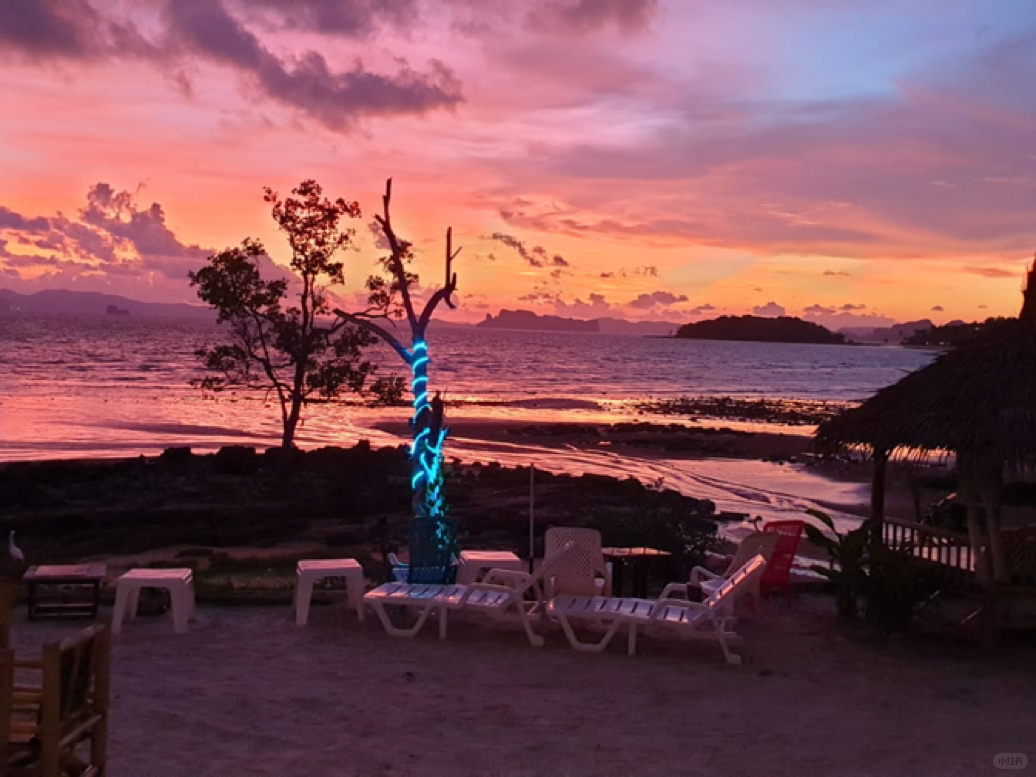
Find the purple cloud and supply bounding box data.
[555,292,611,317]
[526,0,657,36]
[0,0,150,61]
[486,232,569,269]
[78,184,209,278]
[164,0,461,129]
[629,290,689,309]
[234,0,418,37]
[752,301,786,317]
[0,0,460,129]
[804,304,835,315]
[0,183,211,287]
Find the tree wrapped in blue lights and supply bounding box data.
[335,179,460,583]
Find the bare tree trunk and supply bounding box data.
[283,396,302,450]
[334,179,461,584]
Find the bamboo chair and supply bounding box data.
[5,624,110,777]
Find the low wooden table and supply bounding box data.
[601,547,672,598]
[23,564,107,620]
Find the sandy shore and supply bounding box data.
[11,598,1035,776]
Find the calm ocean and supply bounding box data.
[1,316,937,528]
[0,316,935,462]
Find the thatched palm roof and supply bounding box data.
[817,261,1036,467]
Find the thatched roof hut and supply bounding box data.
[816,259,1036,592]
[816,316,1036,467]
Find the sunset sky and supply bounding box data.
[1,0,1035,328]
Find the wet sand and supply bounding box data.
[376,418,944,534]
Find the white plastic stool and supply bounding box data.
[112,568,196,634]
[295,559,366,626]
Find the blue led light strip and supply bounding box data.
[404,336,455,581]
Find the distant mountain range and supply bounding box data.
[0,289,215,319]
[0,289,975,345]
[476,309,678,336]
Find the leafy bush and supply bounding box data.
[805,509,935,631]
[864,546,936,632]
[804,509,868,618]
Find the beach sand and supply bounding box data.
[11,597,1035,776]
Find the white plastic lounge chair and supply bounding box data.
[363,582,466,639]
[543,527,613,597]
[364,543,577,645]
[688,532,777,616]
[547,554,768,665]
[546,595,656,655]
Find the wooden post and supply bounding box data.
[869,447,889,558]
[981,474,1009,584]
[959,452,999,643]
[0,582,10,650]
[92,626,111,773]
[965,503,988,583]
[528,464,536,574]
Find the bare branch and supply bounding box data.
[418,226,461,331]
[333,307,412,364]
[376,178,418,330]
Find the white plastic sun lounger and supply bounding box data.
[547,554,768,664]
[364,542,577,645]
[363,582,466,639]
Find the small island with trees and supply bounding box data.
[675,315,846,344]
[903,317,1009,347]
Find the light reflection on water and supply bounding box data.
[1,316,923,529]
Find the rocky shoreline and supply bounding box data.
[632,395,854,426]
[0,442,719,596]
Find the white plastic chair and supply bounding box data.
[687,532,777,617]
[543,527,612,597]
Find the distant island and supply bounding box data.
[903,317,1009,347]
[676,315,846,344]
[839,319,933,345]
[0,289,214,320]
[478,310,598,332]
[476,309,678,335]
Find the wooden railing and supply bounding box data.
[882,517,976,589]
